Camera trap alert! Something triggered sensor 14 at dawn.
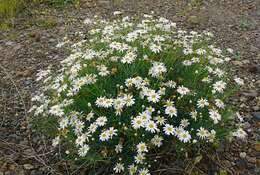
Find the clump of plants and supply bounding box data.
[0,0,24,19]
[30,13,247,174]
[0,0,24,29]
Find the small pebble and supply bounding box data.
[23,164,34,170]
[240,152,247,158]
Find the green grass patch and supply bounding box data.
[26,16,58,28]
[0,0,24,19]
[33,0,80,7]
[0,0,25,30]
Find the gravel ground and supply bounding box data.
[0,0,259,174]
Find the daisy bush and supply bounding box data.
[30,13,247,174]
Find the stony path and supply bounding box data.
[0,0,259,174]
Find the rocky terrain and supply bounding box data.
[0,0,259,174]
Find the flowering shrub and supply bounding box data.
[30,14,247,174]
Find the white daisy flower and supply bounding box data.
[151,135,163,147]
[139,111,151,122]
[197,98,209,108]
[107,127,118,138]
[88,123,98,133]
[155,116,166,125]
[113,163,124,173]
[115,144,123,153]
[165,106,177,117]
[78,145,90,157]
[125,78,135,87]
[190,110,198,120]
[196,48,206,55]
[177,130,191,143]
[145,106,155,115]
[145,120,159,133]
[177,86,190,96]
[183,60,193,66]
[99,130,110,141]
[208,130,216,142]
[163,124,174,135]
[164,100,174,107]
[86,111,95,121]
[209,109,221,124]
[95,116,107,126]
[173,127,184,137]
[97,64,110,76]
[113,97,126,109]
[183,48,193,55]
[95,97,113,108]
[192,57,200,63]
[135,153,145,164]
[150,43,162,53]
[137,142,148,153]
[164,80,176,88]
[74,120,85,134]
[76,134,87,146]
[158,87,166,95]
[232,128,247,139]
[213,80,226,93]
[146,90,161,103]
[128,164,138,175]
[52,136,60,147]
[196,127,209,139]
[59,117,69,129]
[180,119,189,128]
[124,94,135,107]
[215,99,225,109]
[132,116,145,129]
[149,62,167,78]
[121,51,137,64]
[139,168,150,175]
[213,68,225,77]
[49,104,64,117]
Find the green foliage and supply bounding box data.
[0,0,24,19]
[0,0,79,30]
[26,17,57,28]
[219,170,228,175]
[239,18,253,31]
[188,0,204,8]
[0,0,24,29]
[33,0,80,6]
[30,115,58,137]
[31,15,245,174]
[0,22,10,30]
[176,0,202,15]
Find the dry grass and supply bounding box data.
[0,0,24,18]
[0,0,25,29]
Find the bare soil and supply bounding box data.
[0,0,259,174]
